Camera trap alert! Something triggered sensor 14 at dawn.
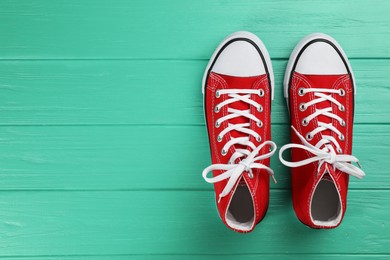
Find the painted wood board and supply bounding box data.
[0,190,388,255]
[0,59,388,125]
[0,124,386,190]
[0,0,389,59]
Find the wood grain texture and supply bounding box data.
[0,0,389,59]
[0,124,387,190]
[0,59,388,125]
[0,0,388,258]
[0,190,388,255]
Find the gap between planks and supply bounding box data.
[0,57,389,62]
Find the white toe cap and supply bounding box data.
[211,40,266,76]
[295,41,347,75]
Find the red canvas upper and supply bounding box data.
[204,72,273,232]
[288,72,355,228]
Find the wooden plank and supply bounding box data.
[0,59,388,125]
[0,124,386,190]
[0,0,389,59]
[0,190,388,255]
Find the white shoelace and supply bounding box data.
[202,89,277,203]
[279,88,365,179]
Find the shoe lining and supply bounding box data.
[311,175,342,226]
[226,184,255,231]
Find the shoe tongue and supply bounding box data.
[313,166,334,188]
[238,177,247,186]
[303,74,345,148]
[321,172,333,181]
[317,161,337,183]
[214,73,264,154]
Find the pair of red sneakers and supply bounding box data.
[201,31,365,233]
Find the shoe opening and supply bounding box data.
[225,179,255,231]
[310,173,342,227]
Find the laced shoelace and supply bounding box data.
[202,89,277,203]
[279,87,365,179]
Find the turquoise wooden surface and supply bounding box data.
[0,0,389,259]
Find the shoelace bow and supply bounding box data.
[279,87,365,179]
[202,89,277,203]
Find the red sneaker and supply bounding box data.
[201,31,277,233]
[279,33,365,229]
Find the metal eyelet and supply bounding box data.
[214,105,220,113]
[339,134,345,141]
[259,89,264,97]
[215,90,221,98]
[299,103,306,111]
[257,105,263,112]
[256,136,262,142]
[306,132,313,141]
[257,120,263,128]
[221,149,227,156]
[339,105,345,112]
[339,88,345,96]
[302,118,309,126]
[247,171,254,179]
[298,88,305,96]
[215,121,220,128]
[217,135,222,142]
[340,120,346,127]
[337,148,343,153]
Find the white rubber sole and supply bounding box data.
[201,31,274,100]
[283,33,356,101]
